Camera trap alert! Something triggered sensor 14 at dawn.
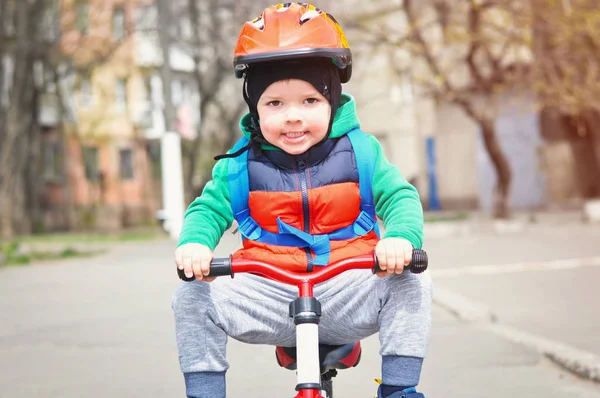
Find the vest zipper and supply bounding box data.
[297,160,313,269]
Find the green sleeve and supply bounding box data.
[177,158,234,250]
[369,135,424,249]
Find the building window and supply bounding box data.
[182,80,192,103]
[134,4,157,32]
[43,140,63,182]
[113,6,125,40]
[140,77,154,128]
[171,79,182,107]
[82,146,99,181]
[171,80,193,107]
[76,2,89,35]
[119,148,134,180]
[391,68,414,105]
[115,78,127,111]
[79,74,93,108]
[147,140,161,180]
[178,16,193,40]
[45,68,57,94]
[34,61,45,89]
[41,0,61,42]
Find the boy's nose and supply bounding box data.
[285,107,302,123]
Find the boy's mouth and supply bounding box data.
[283,131,307,138]
[281,131,308,143]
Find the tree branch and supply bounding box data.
[465,2,489,92]
[403,0,474,106]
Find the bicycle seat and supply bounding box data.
[275,341,362,373]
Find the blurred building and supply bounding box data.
[335,1,549,213]
[38,0,198,231]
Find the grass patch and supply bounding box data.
[14,229,166,245]
[0,241,102,267]
[424,211,470,223]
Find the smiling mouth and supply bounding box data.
[283,131,307,138]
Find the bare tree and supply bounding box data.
[533,0,600,113]
[0,0,47,238]
[183,0,262,200]
[0,0,139,238]
[343,0,533,218]
[532,0,600,198]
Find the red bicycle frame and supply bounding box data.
[178,250,428,398]
[229,254,377,297]
[217,254,376,398]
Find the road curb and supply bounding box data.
[483,323,600,383]
[433,285,600,383]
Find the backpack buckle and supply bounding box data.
[238,217,262,241]
[353,211,375,236]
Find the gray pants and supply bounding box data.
[172,268,433,375]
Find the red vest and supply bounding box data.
[231,134,379,272]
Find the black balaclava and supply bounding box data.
[215,58,342,160]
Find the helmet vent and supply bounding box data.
[300,9,321,24]
[251,17,265,30]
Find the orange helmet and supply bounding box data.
[233,3,352,83]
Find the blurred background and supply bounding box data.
[1,1,600,397]
[1,0,599,241]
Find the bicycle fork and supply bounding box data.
[291,281,324,398]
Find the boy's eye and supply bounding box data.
[267,100,282,107]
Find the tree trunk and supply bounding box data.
[581,108,600,197]
[561,110,600,198]
[53,69,78,229]
[0,1,46,238]
[24,86,43,233]
[0,3,31,238]
[186,0,203,202]
[480,118,512,218]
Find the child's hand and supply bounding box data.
[375,238,413,277]
[175,243,216,282]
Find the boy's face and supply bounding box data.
[257,79,331,155]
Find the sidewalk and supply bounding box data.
[423,208,592,238]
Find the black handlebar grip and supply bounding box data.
[373,249,428,274]
[409,249,428,274]
[177,257,233,282]
[207,257,233,277]
[177,267,196,282]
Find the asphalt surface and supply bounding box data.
[1,219,600,397]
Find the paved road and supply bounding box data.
[1,223,600,397]
[427,222,600,358]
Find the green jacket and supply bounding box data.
[178,94,424,250]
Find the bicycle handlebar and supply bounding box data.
[177,249,428,284]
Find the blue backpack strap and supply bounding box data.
[346,129,380,237]
[226,136,328,260]
[227,137,263,240]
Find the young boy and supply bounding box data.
[172,3,432,397]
